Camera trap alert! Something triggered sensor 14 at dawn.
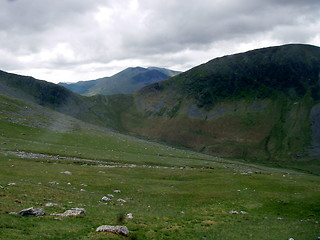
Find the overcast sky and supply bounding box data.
[0,0,319,83]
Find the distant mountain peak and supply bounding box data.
[59,67,181,96]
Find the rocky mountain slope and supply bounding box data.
[119,44,320,172]
[59,67,180,96]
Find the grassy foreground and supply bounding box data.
[0,94,319,239]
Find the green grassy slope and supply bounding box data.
[0,93,319,239]
[0,70,133,131]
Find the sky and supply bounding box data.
[0,0,320,83]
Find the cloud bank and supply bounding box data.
[0,0,319,82]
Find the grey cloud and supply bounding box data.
[0,0,319,82]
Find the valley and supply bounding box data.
[0,44,320,239]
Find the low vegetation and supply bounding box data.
[0,94,319,239]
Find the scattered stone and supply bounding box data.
[277,217,284,220]
[8,183,16,186]
[126,213,133,219]
[49,181,59,185]
[51,208,86,217]
[80,189,87,192]
[107,194,114,198]
[113,190,121,193]
[0,185,8,190]
[101,196,113,201]
[288,238,294,240]
[60,171,72,175]
[240,211,248,214]
[80,184,87,187]
[96,225,129,237]
[9,212,18,215]
[45,202,58,207]
[18,207,45,216]
[229,210,239,214]
[117,199,126,203]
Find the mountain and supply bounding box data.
[1,44,320,174]
[117,44,320,172]
[59,67,180,96]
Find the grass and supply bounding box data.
[0,94,319,239]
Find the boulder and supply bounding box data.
[96,225,129,237]
[51,208,86,217]
[18,207,45,216]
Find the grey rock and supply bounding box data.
[18,207,45,216]
[8,183,16,186]
[96,225,129,237]
[51,208,86,217]
[113,190,121,193]
[60,171,72,175]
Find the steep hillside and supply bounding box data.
[119,44,320,172]
[59,67,180,96]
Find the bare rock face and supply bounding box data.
[18,207,45,216]
[96,225,129,237]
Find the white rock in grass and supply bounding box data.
[126,213,133,219]
[60,171,72,175]
[229,210,239,214]
[8,183,16,186]
[288,238,294,240]
[240,211,248,214]
[117,199,126,203]
[96,225,129,237]
[113,190,121,193]
[45,202,58,207]
[101,196,113,201]
[49,181,59,185]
